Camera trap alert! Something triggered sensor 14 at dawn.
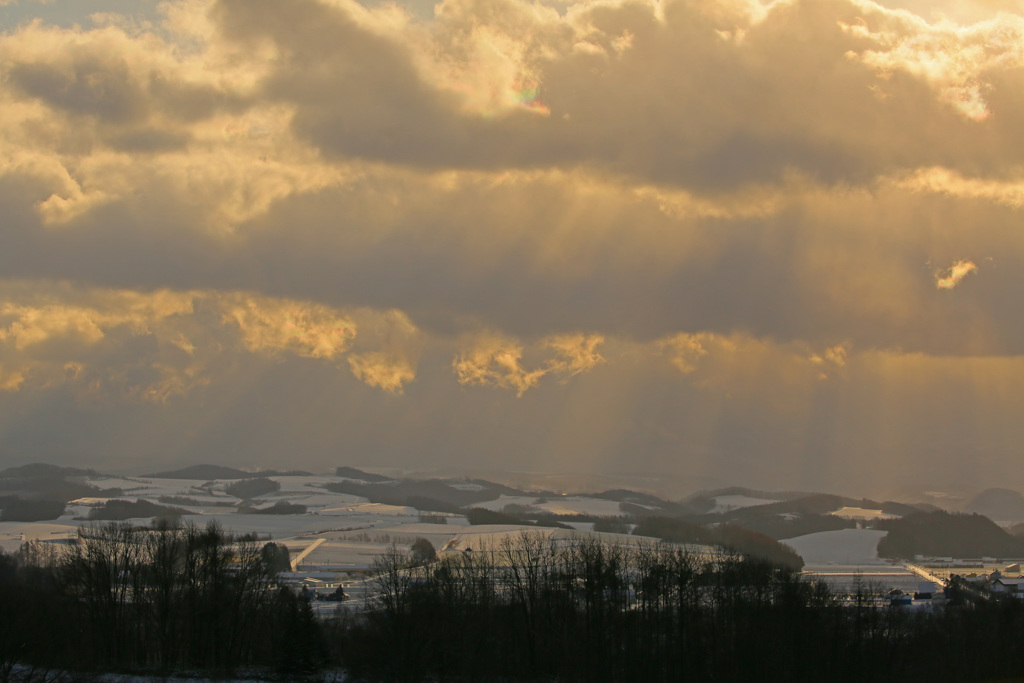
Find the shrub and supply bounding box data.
[409,537,437,566]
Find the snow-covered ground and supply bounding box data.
[174,508,420,540]
[317,502,415,516]
[438,525,662,553]
[88,476,161,491]
[783,528,888,565]
[784,528,924,592]
[286,538,398,571]
[105,477,235,498]
[0,521,79,553]
[5,473,893,587]
[472,494,626,517]
[447,482,486,491]
[62,475,378,512]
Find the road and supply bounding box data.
[903,562,945,588]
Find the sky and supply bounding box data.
[2,0,1024,497]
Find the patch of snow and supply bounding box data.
[537,497,624,516]
[448,482,486,491]
[471,495,538,511]
[831,506,897,520]
[709,495,777,514]
[375,522,458,534]
[87,476,157,490]
[254,491,367,507]
[317,502,416,516]
[473,494,625,517]
[442,526,662,553]
[177,510,411,540]
[0,521,78,553]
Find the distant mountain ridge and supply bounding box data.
[0,463,99,479]
[146,465,312,479]
[688,486,811,502]
[0,462,114,521]
[964,488,1024,522]
[335,466,394,483]
[0,462,120,502]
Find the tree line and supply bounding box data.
[333,533,1024,683]
[0,521,322,680]
[7,525,1024,681]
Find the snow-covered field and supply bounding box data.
[783,528,888,565]
[1,473,655,572]
[0,520,79,553]
[3,473,905,595]
[472,494,627,517]
[0,472,411,555]
[438,525,669,554]
[783,528,924,592]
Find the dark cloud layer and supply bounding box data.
[201,0,1024,187]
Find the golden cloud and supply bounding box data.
[810,344,849,380]
[0,303,107,349]
[428,0,567,118]
[453,331,604,395]
[221,294,357,360]
[453,333,548,396]
[659,333,710,374]
[844,8,1024,121]
[0,283,429,400]
[893,166,1024,208]
[0,9,348,231]
[544,333,605,377]
[0,287,201,400]
[0,364,25,392]
[348,351,417,393]
[935,259,978,289]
